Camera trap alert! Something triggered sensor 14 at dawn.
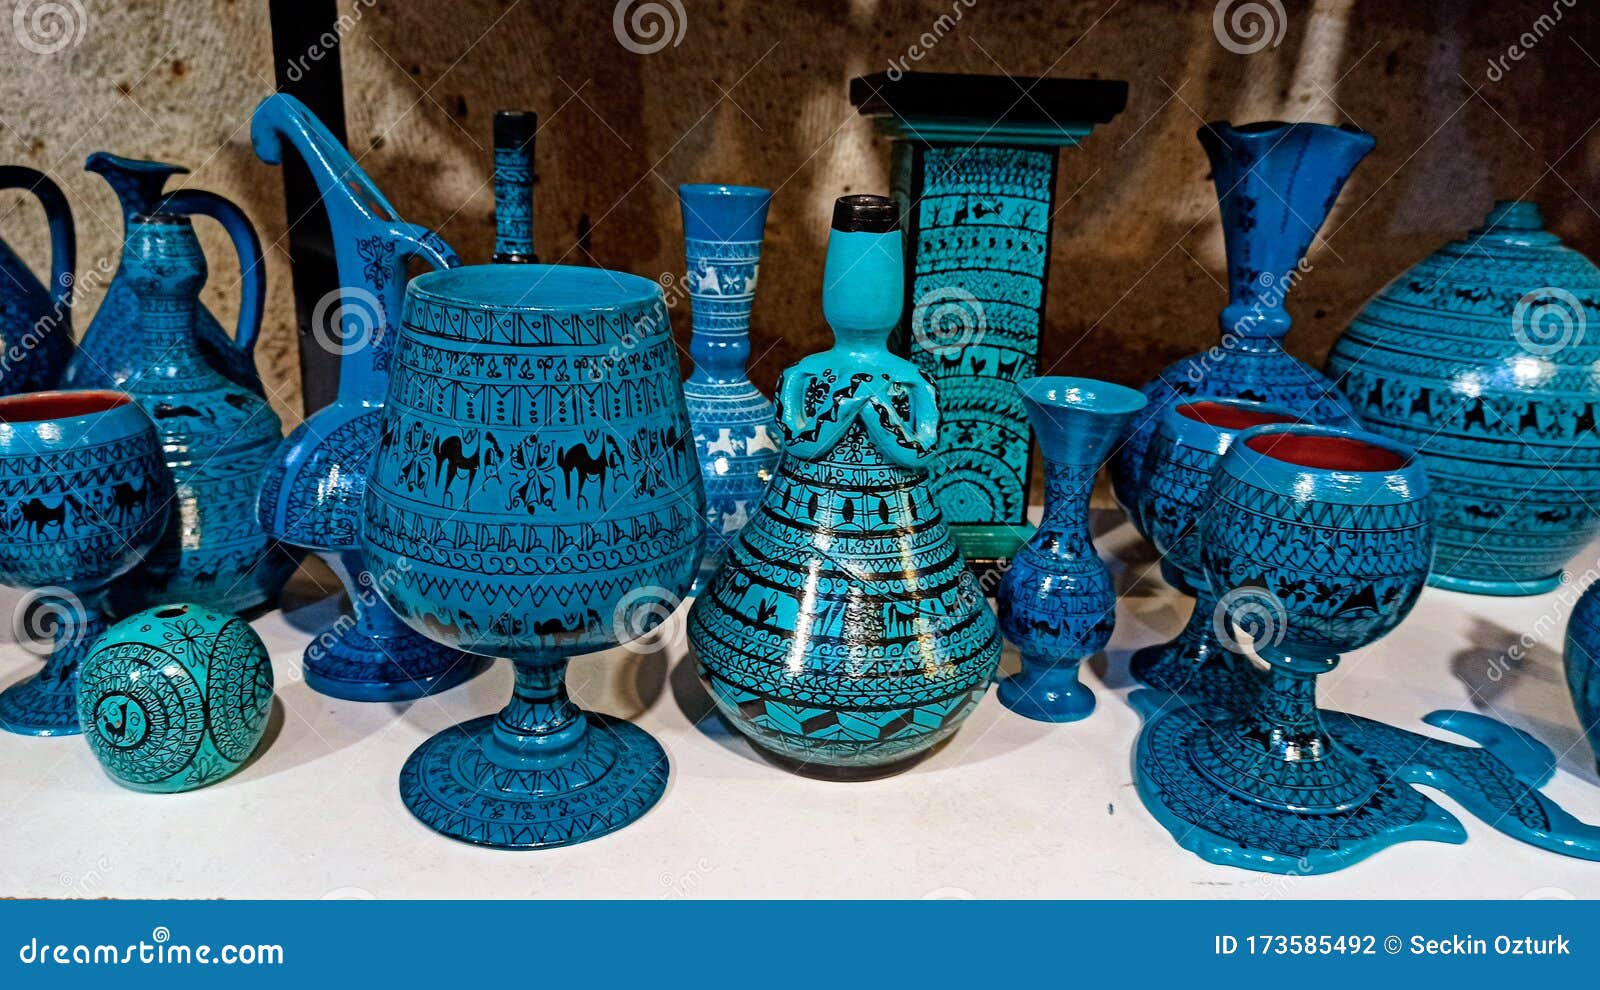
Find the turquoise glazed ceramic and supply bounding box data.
[1327,201,1600,596]
[678,183,779,591]
[493,110,537,263]
[852,71,1128,574]
[1111,122,1371,541]
[77,603,273,792]
[1135,423,1454,873]
[362,262,704,849]
[1130,398,1298,698]
[1565,582,1600,773]
[250,94,482,701]
[110,214,297,614]
[995,376,1145,722]
[0,391,171,735]
[687,195,1002,772]
[0,166,74,396]
[64,152,265,395]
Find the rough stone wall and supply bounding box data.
[0,0,1593,436]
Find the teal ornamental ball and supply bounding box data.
[76,604,274,793]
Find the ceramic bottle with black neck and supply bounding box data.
[114,214,295,613]
[492,110,537,263]
[688,195,1002,773]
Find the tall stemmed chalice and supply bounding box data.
[362,263,704,849]
[0,391,172,734]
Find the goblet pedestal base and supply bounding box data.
[303,619,486,702]
[997,662,1095,722]
[399,713,668,850]
[0,671,83,736]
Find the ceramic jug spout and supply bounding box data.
[87,152,188,222]
[1199,121,1375,341]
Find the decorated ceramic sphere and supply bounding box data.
[76,604,273,792]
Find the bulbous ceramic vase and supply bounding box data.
[63,152,265,396]
[0,166,74,396]
[493,110,537,263]
[678,183,779,591]
[1564,583,1600,773]
[1136,423,1450,873]
[1131,398,1298,700]
[112,214,296,614]
[688,195,1003,772]
[1326,201,1600,595]
[77,603,273,791]
[1111,122,1372,542]
[250,93,482,701]
[996,376,1145,722]
[0,390,172,735]
[362,262,705,849]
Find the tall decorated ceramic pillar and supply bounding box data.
[851,71,1128,576]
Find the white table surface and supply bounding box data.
[3,514,1599,900]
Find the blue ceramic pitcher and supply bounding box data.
[0,166,74,395]
[250,93,483,701]
[63,152,265,395]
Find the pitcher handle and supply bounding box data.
[0,166,75,315]
[163,189,265,357]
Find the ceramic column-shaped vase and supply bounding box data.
[995,377,1145,722]
[492,110,537,263]
[851,71,1128,576]
[688,195,1003,772]
[1327,201,1600,595]
[0,391,172,735]
[362,263,705,849]
[111,215,297,614]
[1136,424,1445,873]
[63,152,265,396]
[1131,398,1298,701]
[1112,122,1373,540]
[1564,582,1600,773]
[250,93,482,701]
[0,166,74,395]
[679,183,779,590]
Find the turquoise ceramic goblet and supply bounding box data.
[0,391,172,735]
[362,264,705,849]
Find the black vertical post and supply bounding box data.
[268,0,346,414]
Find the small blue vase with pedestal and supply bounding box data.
[1131,398,1297,700]
[679,183,779,590]
[688,195,1002,772]
[995,376,1145,722]
[1112,122,1372,542]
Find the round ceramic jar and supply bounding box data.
[77,604,273,792]
[1327,201,1600,595]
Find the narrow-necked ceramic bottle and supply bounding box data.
[679,183,779,590]
[115,214,297,613]
[687,195,1002,772]
[492,110,537,263]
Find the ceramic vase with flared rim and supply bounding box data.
[1136,423,1445,873]
[361,263,704,849]
[1327,200,1600,597]
[1110,120,1375,538]
[299,549,487,702]
[687,195,1003,771]
[995,376,1146,722]
[678,183,779,593]
[0,390,173,735]
[1129,397,1299,704]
